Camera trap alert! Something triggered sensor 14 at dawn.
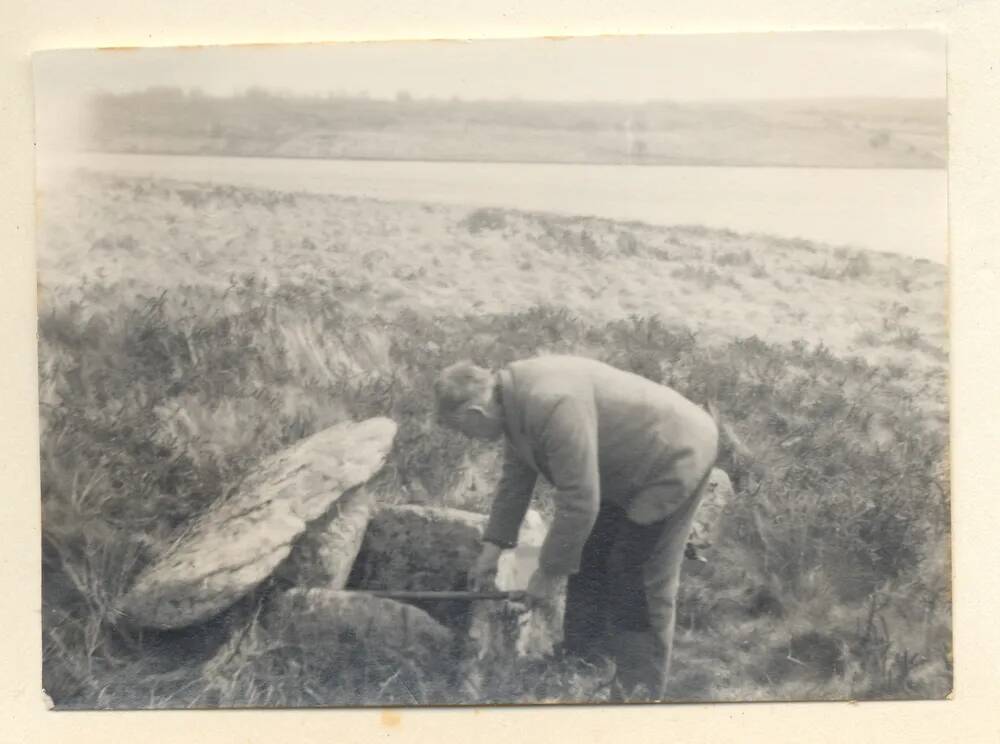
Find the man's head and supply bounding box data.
[434,361,504,441]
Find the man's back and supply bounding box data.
[504,355,718,505]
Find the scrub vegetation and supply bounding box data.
[39,173,950,707]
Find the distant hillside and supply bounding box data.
[79,90,946,168]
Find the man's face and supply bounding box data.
[441,406,504,441]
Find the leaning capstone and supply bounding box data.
[117,417,397,629]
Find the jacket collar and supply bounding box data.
[497,366,538,471]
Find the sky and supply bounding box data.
[34,31,945,105]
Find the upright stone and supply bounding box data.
[117,417,397,629]
[469,508,561,664]
[278,484,377,589]
[686,467,735,559]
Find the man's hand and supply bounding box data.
[525,567,567,612]
[469,542,503,591]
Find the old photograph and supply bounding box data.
[33,31,950,708]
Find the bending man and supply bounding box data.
[434,355,719,700]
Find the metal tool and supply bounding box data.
[356,589,527,602]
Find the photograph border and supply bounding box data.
[3,1,998,741]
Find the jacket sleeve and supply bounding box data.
[536,395,600,575]
[482,440,539,549]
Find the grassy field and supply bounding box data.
[78,91,947,169]
[38,171,951,707]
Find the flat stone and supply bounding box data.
[265,588,454,668]
[117,417,397,629]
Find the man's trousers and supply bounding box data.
[562,467,712,700]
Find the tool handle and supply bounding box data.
[367,589,527,602]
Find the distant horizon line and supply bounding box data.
[49,147,948,173]
[85,88,948,106]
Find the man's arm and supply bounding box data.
[536,395,600,576]
[482,439,539,549]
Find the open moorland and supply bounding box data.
[38,171,950,706]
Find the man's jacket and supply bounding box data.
[483,355,719,575]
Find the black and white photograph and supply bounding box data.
[33,31,950,709]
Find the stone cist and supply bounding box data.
[434,355,720,701]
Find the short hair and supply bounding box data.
[434,361,493,421]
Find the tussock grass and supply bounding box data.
[38,173,951,707]
[40,283,951,706]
